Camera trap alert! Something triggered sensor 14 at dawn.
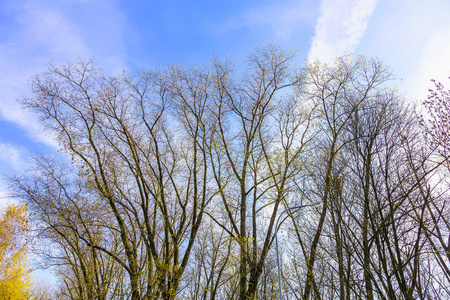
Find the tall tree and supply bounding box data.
[14,58,217,299]
[11,156,126,299]
[11,46,450,299]
[299,56,392,300]
[207,45,316,299]
[420,78,450,296]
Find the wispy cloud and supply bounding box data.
[0,142,28,207]
[308,0,378,63]
[406,26,450,101]
[0,142,27,170]
[394,1,450,101]
[217,0,318,41]
[353,0,450,102]
[0,0,128,149]
[244,0,317,41]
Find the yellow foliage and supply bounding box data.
[0,204,32,299]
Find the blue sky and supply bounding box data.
[1,0,450,203]
[1,0,450,286]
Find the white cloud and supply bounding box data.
[308,0,378,63]
[353,0,450,102]
[392,0,450,102]
[18,3,88,56]
[406,27,450,102]
[0,51,59,148]
[0,0,129,150]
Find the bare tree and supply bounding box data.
[12,59,218,299]
[11,47,450,300]
[294,56,393,300]
[286,60,443,300]
[419,78,450,297]
[207,45,317,299]
[11,155,126,299]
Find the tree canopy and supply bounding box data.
[9,46,450,299]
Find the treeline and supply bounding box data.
[9,45,450,299]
